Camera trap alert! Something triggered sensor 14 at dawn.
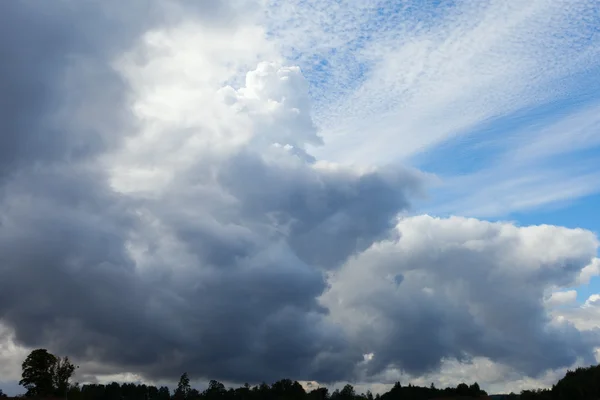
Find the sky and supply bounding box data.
[1,0,600,396]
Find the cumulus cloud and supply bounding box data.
[1,0,600,395]
[545,291,578,308]
[577,258,600,285]
[323,216,600,379]
[552,292,600,332]
[0,0,420,385]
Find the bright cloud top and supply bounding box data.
[1,0,600,395]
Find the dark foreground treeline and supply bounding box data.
[2,349,488,400]
[3,371,488,400]
[54,363,600,400]
[5,348,600,400]
[505,363,600,400]
[4,376,488,400]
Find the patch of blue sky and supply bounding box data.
[507,193,600,234]
[267,0,466,114]
[267,0,600,306]
[576,278,600,304]
[0,380,21,396]
[411,102,600,178]
[407,114,522,176]
[410,62,600,174]
[301,50,370,103]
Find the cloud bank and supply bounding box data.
[1,0,600,394]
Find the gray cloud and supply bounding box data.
[0,0,258,177]
[0,153,417,383]
[0,1,138,176]
[322,216,600,382]
[0,0,420,385]
[0,0,599,392]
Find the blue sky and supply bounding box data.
[268,0,600,304]
[278,1,600,219]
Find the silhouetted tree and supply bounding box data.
[338,384,355,400]
[24,350,600,400]
[202,380,227,400]
[158,386,170,400]
[19,349,77,398]
[455,382,470,396]
[54,356,77,397]
[468,382,486,397]
[67,383,83,400]
[308,387,328,400]
[174,373,191,400]
[20,349,58,397]
[271,379,305,400]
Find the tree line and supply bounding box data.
[1,349,487,400]
[505,363,600,400]
[6,348,600,399]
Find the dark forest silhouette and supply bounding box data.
[4,349,600,400]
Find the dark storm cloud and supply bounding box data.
[215,150,421,269]
[0,0,420,383]
[0,0,151,348]
[119,148,422,383]
[0,154,418,384]
[72,151,419,383]
[0,0,138,176]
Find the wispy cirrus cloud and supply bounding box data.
[265,0,600,157]
[261,0,600,215]
[421,101,600,217]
